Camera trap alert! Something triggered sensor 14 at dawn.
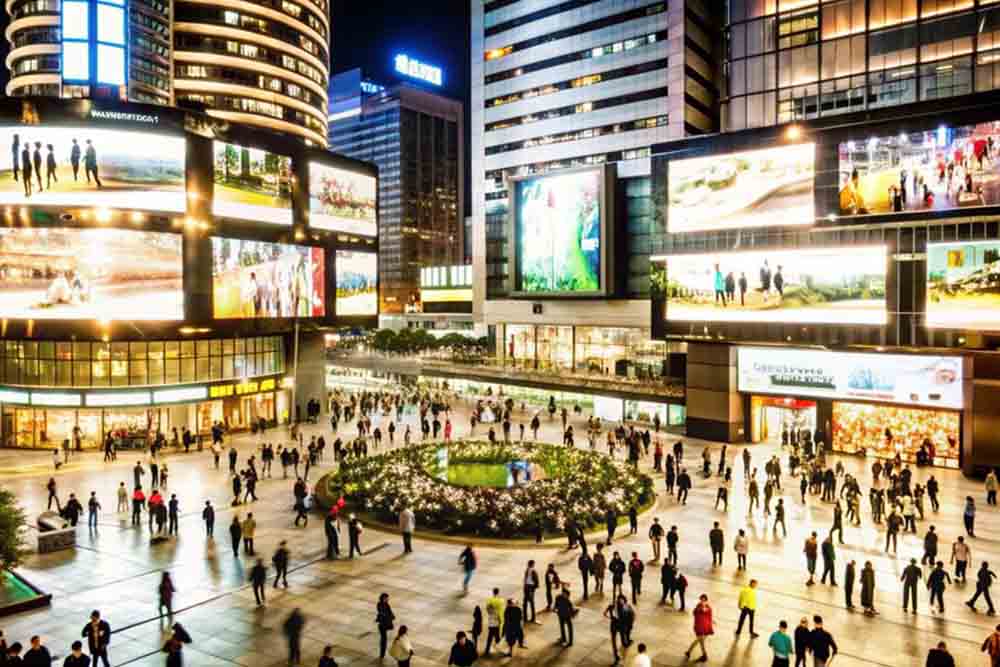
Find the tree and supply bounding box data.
[0,485,27,570]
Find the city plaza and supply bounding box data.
[0,394,996,667]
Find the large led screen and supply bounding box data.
[0,228,183,319]
[839,122,1000,216]
[308,162,377,236]
[668,143,815,232]
[211,238,325,319]
[738,346,963,410]
[659,246,887,324]
[335,250,377,316]
[515,169,601,293]
[212,142,292,225]
[0,126,185,211]
[927,240,1000,329]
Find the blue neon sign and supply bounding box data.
[394,54,442,87]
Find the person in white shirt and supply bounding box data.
[630,642,651,667]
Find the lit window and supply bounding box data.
[62,1,89,40]
[240,44,259,58]
[62,42,90,80]
[97,43,125,85]
[224,11,238,25]
[97,3,125,45]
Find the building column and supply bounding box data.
[293,329,326,424]
[684,342,745,443]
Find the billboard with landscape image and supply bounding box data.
[0,125,185,212]
[839,121,1000,216]
[0,228,183,319]
[515,169,601,293]
[212,142,292,225]
[668,143,815,232]
[211,238,325,319]
[308,162,377,236]
[335,250,377,316]
[659,246,887,324]
[927,240,1000,329]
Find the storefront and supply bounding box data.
[737,346,967,468]
[0,376,286,449]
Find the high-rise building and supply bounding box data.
[468,0,719,357]
[328,68,463,319]
[4,0,330,145]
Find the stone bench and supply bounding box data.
[36,512,75,553]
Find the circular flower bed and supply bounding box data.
[318,440,655,539]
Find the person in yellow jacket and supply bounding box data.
[735,579,759,638]
[484,588,505,655]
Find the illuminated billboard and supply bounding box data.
[211,238,325,319]
[927,240,1000,329]
[0,126,185,212]
[308,162,377,236]
[0,228,183,320]
[658,246,887,324]
[737,346,963,410]
[839,122,1000,216]
[515,169,602,293]
[335,250,377,316]
[212,142,292,225]
[668,143,815,232]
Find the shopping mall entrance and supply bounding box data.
[749,396,818,445]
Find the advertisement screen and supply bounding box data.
[668,143,815,232]
[927,240,1000,329]
[0,126,185,212]
[336,250,377,316]
[737,346,963,410]
[0,228,183,319]
[308,162,377,236]
[839,122,1000,216]
[515,169,601,293]
[212,142,292,225]
[211,238,325,319]
[659,246,887,324]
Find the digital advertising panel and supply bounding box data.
[838,121,1000,216]
[211,238,325,319]
[658,246,887,324]
[926,239,1000,329]
[737,346,964,410]
[0,228,183,319]
[335,250,377,316]
[668,143,815,232]
[515,168,602,294]
[0,125,185,211]
[212,142,292,225]
[308,162,377,236]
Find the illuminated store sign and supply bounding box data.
[87,391,151,407]
[209,378,277,399]
[737,347,964,410]
[31,392,82,407]
[153,387,208,404]
[0,390,29,404]
[0,377,280,407]
[394,54,442,86]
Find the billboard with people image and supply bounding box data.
[308,162,377,236]
[212,142,293,225]
[211,238,325,319]
[658,246,887,324]
[514,169,602,293]
[839,122,1000,216]
[335,250,377,316]
[0,228,183,319]
[0,126,186,212]
[668,143,815,232]
[926,239,1000,330]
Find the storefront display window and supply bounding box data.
[832,402,960,467]
[536,325,573,371]
[506,325,536,369]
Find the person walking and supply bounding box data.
[523,560,539,624]
[987,470,998,506]
[348,514,363,559]
[250,558,267,606]
[158,572,175,620]
[684,594,714,663]
[229,515,242,557]
[982,624,1000,667]
[201,500,214,538]
[389,626,414,667]
[844,560,856,609]
[648,518,664,561]
[459,544,477,594]
[793,618,810,667]
[735,529,749,571]
[952,535,971,582]
[968,561,997,615]
[860,561,878,615]
[804,532,818,586]
[901,558,922,613]
[484,588,504,655]
[709,522,724,568]
[808,616,838,667]
[272,541,290,589]
[609,551,626,600]
[554,588,576,647]
[628,551,644,604]
[167,494,179,536]
[593,544,607,595]
[283,608,305,667]
[922,526,939,566]
[81,610,111,667]
[502,599,525,657]
[667,525,679,565]
[774,498,788,537]
[768,620,793,667]
[928,561,952,613]
[734,579,759,638]
[242,513,256,555]
[677,468,692,505]
[578,549,593,600]
[447,632,478,667]
[965,496,977,537]
[376,593,395,660]
[820,535,837,586]
[399,506,415,554]
[324,509,340,559]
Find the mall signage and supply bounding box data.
[737,347,964,410]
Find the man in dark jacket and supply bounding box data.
[202,500,215,537]
[447,632,478,666]
[844,560,856,609]
[677,468,692,504]
[250,558,267,606]
[627,552,644,604]
[272,541,290,588]
[709,522,724,567]
[324,509,340,559]
[660,561,677,604]
[925,641,955,667]
[821,535,836,585]
[81,610,111,667]
[554,589,576,647]
[229,515,242,557]
[901,558,922,613]
[578,551,593,600]
[283,609,305,667]
[928,561,952,613]
[22,635,52,667]
[63,493,83,526]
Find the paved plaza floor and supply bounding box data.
[0,397,996,666]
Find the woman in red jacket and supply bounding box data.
[685,594,714,663]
